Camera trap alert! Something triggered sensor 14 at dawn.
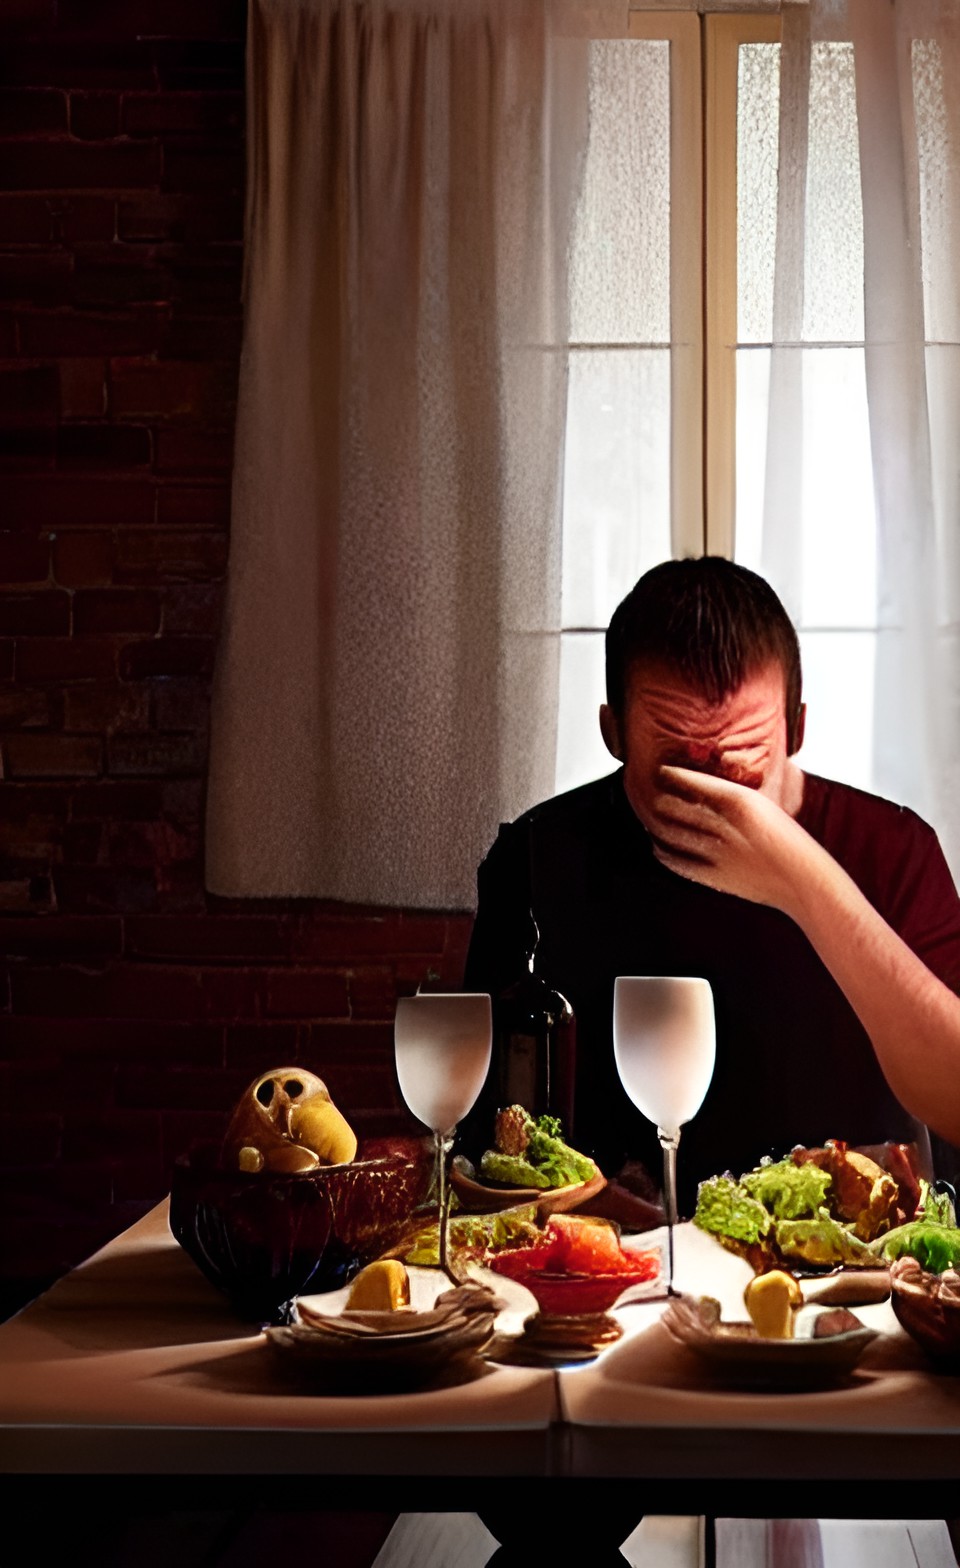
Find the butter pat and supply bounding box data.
[744,1269,803,1339]
[345,1259,411,1311]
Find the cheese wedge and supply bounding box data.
[344,1259,411,1311]
[744,1269,803,1339]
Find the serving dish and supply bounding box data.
[169,1138,431,1324]
[889,1256,960,1369]
[450,1156,606,1217]
[660,1293,878,1389]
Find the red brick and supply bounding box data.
[56,195,118,244]
[68,91,120,140]
[0,592,69,635]
[106,731,205,774]
[1,1015,223,1066]
[0,194,55,244]
[117,1064,247,1113]
[1,818,64,860]
[3,733,102,778]
[0,1116,62,1167]
[69,779,162,818]
[3,475,153,529]
[0,782,69,822]
[163,312,242,359]
[0,685,53,727]
[0,314,17,355]
[16,637,117,680]
[156,484,230,527]
[154,428,232,474]
[348,969,400,1022]
[57,0,246,38]
[168,260,242,315]
[161,1110,226,1161]
[0,1,56,30]
[0,253,72,305]
[73,253,176,309]
[110,360,236,421]
[264,971,350,1019]
[61,820,103,862]
[0,366,58,425]
[303,1020,396,1058]
[152,39,244,92]
[117,636,214,679]
[73,588,160,635]
[63,680,151,731]
[124,914,292,961]
[0,427,55,465]
[0,875,54,913]
[0,42,155,91]
[0,642,13,678]
[19,309,165,358]
[0,89,67,136]
[290,915,450,963]
[161,144,243,194]
[11,961,202,1019]
[198,966,262,1021]
[0,139,161,191]
[0,916,121,958]
[0,532,49,584]
[151,677,210,732]
[159,586,221,637]
[52,531,114,587]
[58,358,108,417]
[117,193,240,245]
[57,423,151,468]
[61,1109,163,1165]
[114,530,227,583]
[224,1023,302,1069]
[123,92,242,137]
[51,864,159,913]
[103,817,196,867]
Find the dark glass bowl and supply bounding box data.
[169,1140,432,1325]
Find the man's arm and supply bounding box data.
[648,764,960,1143]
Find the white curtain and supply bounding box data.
[762,0,960,875]
[206,0,588,909]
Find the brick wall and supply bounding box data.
[0,1,472,1315]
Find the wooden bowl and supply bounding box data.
[450,1158,607,1218]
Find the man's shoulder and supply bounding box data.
[511,770,623,831]
[801,771,939,848]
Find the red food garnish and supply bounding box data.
[489,1214,659,1285]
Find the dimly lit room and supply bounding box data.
[3,0,960,1563]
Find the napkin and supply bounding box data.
[370,1513,500,1568]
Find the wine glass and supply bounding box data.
[394,992,492,1285]
[613,976,716,1296]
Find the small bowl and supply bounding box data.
[488,1252,659,1317]
[169,1139,431,1325]
[660,1294,878,1389]
[889,1256,960,1369]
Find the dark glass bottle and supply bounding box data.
[490,914,576,1133]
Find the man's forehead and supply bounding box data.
[625,660,787,731]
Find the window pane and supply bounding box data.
[738,41,780,345]
[797,630,876,792]
[804,43,863,343]
[556,631,613,795]
[561,348,671,630]
[569,40,671,344]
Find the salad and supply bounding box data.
[476,1106,598,1192]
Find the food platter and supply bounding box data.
[450,1157,607,1216]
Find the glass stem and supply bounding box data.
[658,1127,681,1297]
[435,1130,459,1286]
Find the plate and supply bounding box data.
[660,1293,878,1389]
[450,1159,607,1216]
[265,1281,502,1392]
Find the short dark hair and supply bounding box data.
[605,557,804,753]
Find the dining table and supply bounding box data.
[1,1199,959,1523]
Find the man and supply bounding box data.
[464,558,960,1211]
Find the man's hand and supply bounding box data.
[647,764,825,917]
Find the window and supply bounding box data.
[555,8,883,797]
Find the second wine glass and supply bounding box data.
[394,992,492,1285]
[613,975,716,1296]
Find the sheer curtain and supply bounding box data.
[758,0,960,876]
[206,0,588,909]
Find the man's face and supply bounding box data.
[601,660,800,829]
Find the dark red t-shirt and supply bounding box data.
[464,769,960,1211]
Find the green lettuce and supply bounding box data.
[774,1215,873,1267]
[481,1110,597,1191]
[398,1203,541,1267]
[741,1157,832,1219]
[693,1175,773,1245]
[870,1179,960,1274]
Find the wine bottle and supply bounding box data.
[490,913,576,1132]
